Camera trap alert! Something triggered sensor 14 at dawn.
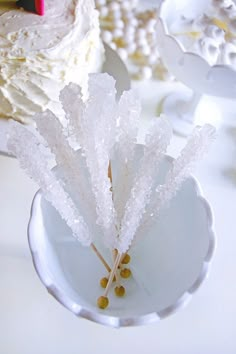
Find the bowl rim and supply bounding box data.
[27,157,216,328]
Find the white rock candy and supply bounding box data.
[115,117,172,254]
[137,124,216,241]
[34,110,98,236]
[78,74,118,246]
[7,73,215,255]
[112,90,141,224]
[7,120,92,246]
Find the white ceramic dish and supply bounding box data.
[0,43,130,157]
[28,156,215,328]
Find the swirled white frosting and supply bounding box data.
[0,0,104,123]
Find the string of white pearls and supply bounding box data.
[95,0,170,80]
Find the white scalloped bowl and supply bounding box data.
[157,0,236,98]
[27,156,215,327]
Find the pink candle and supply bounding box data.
[16,0,45,16]
[35,0,44,15]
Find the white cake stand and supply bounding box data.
[157,0,236,136]
[28,156,215,328]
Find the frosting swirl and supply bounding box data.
[0,0,103,122]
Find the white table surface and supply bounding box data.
[1,1,236,352]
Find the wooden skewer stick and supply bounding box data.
[97,253,122,309]
[104,252,123,297]
[108,162,129,282]
[108,162,120,280]
[108,162,120,282]
[112,248,121,284]
[108,161,112,185]
[113,249,118,265]
[90,163,116,276]
[90,243,111,273]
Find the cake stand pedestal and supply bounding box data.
[162,91,202,136]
